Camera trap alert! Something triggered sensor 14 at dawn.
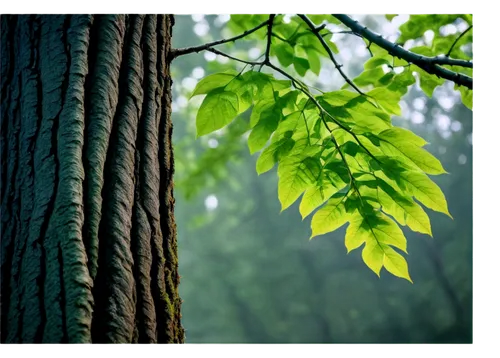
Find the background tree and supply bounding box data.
[0,14,472,343]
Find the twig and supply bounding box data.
[169,19,270,59]
[446,25,472,57]
[298,14,364,95]
[206,48,262,66]
[332,31,363,38]
[333,14,473,89]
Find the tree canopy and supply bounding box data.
[173,14,473,282]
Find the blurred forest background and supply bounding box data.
[170,15,472,343]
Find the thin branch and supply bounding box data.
[332,31,363,38]
[298,14,364,95]
[333,14,473,89]
[206,48,262,66]
[430,56,472,68]
[446,25,472,57]
[169,19,270,59]
[264,15,276,62]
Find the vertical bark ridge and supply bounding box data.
[82,15,126,282]
[140,15,172,343]
[92,14,145,343]
[17,15,43,343]
[131,161,157,342]
[0,14,17,342]
[1,14,183,344]
[2,15,23,342]
[130,14,160,343]
[158,14,184,343]
[0,15,16,202]
[38,14,71,343]
[51,14,94,343]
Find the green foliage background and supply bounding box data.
[171,15,472,343]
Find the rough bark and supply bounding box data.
[0,14,183,343]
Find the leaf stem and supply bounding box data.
[446,25,472,57]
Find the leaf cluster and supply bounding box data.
[191,51,452,282]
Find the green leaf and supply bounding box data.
[307,15,341,25]
[361,241,385,276]
[274,42,294,67]
[274,110,315,141]
[382,246,412,283]
[416,68,445,97]
[376,179,432,236]
[300,183,337,220]
[376,129,447,174]
[248,106,281,154]
[250,99,275,127]
[300,165,347,219]
[306,48,321,76]
[225,76,255,113]
[348,209,408,253]
[378,164,451,217]
[398,170,451,217]
[244,71,292,101]
[310,194,349,238]
[320,90,361,107]
[346,210,412,282]
[368,87,402,116]
[191,70,238,98]
[326,35,339,54]
[378,127,428,147]
[196,89,239,137]
[278,142,322,211]
[353,67,385,87]
[411,46,434,57]
[458,85,472,110]
[386,14,398,21]
[256,137,295,175]
[387,70,416,95]
[293,57,310,77]
[377,72,396,86]
[364,56,391,69]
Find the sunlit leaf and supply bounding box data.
[274,42,295,67]
[196,89,239,136]
[376,179,432,236]
[248,106,281,154]
[458,85,473,110]
[386,14,398,21]
[310,194,350,238]
[256,137,295,174]
[293,57,310,77]
[191,70,238,97]
[368,87,402,116]
[376,129,447,175]
[278,141,322,210]
[377,162,451,217]
[346,210,412,282]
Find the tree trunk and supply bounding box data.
[0,14,184,343]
